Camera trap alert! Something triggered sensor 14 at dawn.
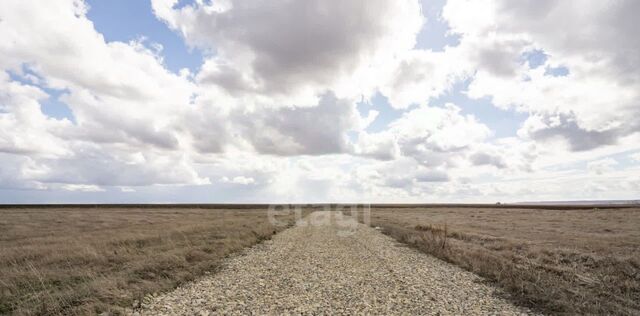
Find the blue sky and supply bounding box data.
[0,0,639,203]
[415,0,460,51]
[87,0,204,74]
[8,66,75,122]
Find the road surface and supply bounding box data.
[141,211,533,315]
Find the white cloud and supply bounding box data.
[235,93,363,155]
[0,154,47,190]
[0,0,638,202]
[0,0,207,189]
[587,158,618,175]
[469,138,538,173]
[221,176,255,185]
[0,73,72,157]
[442,0,640,152]
[119,186,136,192]
[61,184,105,192]
[379,48,472,108]
[469,152,507,169]
[0,0,196,155]
[36,147,210,187]
[353,103,495,173]
[152,0,423,104]
[353,132,400,161]
[389,103,491,165]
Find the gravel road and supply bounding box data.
[140,211,535,315]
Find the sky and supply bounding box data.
[0,0,639,203]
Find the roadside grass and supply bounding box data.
[349,207,640,315]
[0,207,307,315]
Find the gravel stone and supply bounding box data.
[140,212,537,315]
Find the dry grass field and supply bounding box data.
[348,207,640,315]
[3,206,638,315]
[0,207,307,315]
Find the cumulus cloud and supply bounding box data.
[152,0,423,102]
[0,142,210,191]
[0,0,198,159]
[0,73,71,157]
[236,93,362,155]
[469,152,507,169]
[388,103,491,165]
[379,49,471,108]
[0,0,638,202]
[472,138,538,173]
[0,154,47,190]
[366,158,451,189]
[353,132,399,161]
[353,103,494,172]
[346,102,542,196]
[442,0,640,152]
[519,112,625,152]
[0,0,208,190]
[0,0,375,191]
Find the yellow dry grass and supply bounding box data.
[349,207,640,315]
[0,207,305,315]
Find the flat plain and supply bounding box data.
[1,205,638,315]
[347,207,640,315]
[0,207,305,315]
